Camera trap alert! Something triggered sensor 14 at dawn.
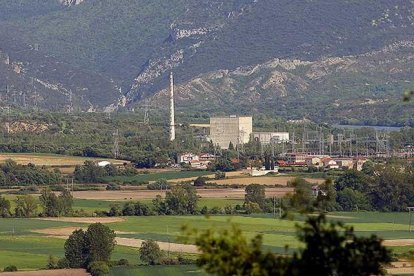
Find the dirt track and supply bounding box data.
[383,239,414,247]
[68,188,294,200]
[33,227,198,254]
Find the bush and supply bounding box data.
[160,257,179,265]
[106,183,121,191]
[47,255,59,269]
[147,179,170,190]
[3,265,17,272]
[139,240,163,265]
[214,171,226,180]
[88,261,109,276]
[57,258,70,269]
[194,176,207,187]
[117,259,129,266]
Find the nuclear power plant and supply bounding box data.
[210,115,253,149]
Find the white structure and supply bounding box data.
[178,153,199,164]
[169,72,176,142]
[97,161,111,167]
[210,116,252,149]
[252,132,289,144]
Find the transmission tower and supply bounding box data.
[113,129,120,159]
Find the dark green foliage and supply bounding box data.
[139,240,163,265]
[336,188,372,211]
[46,255,59,269]
[314,179,338,212]
[185,214,391,276]
[88,261,109,276]
[335,170,368,193]
[208,158,235,172]
[293,215,391,276]
[0,195,11,218]
[214,171,226,180]
[117,259,129,266]
[244,184,265,210]
[40,188,73,217]
[3,265,17,272]
[85,223,116,264]
[14,195,38,217]
[285,178,314,213]
[147,178,170,190]
[106,183,121,191]
[194,176,207,187]
[65,229,88,268]
[121,201,152,216]
[65,224,116,269]
[0,159,61,187]
[74,161,106,183]
[164,184,198,215]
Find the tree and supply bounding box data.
[245,184,265,209]
[214,171,226,180]
[185,214,391,276]
[194,176,207,187]
[14,195,38,217]
[336,188,371,211]
[40,188,60,217]
[165,184,198,214]
[139,240,163,265]
[58,189,73,216]
[292,215,391,276]
[0,196,11,218]
[334,170,368,193]
[65,229,88,268]
[315,179,337,211]
[85,223,116,264]
[228,142,235,151]
[88,261,109,276]
[285,178,314,213]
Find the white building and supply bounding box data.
[252,132,289,144]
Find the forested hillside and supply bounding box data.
[0,0,413,124]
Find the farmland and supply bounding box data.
[1,212,414,274]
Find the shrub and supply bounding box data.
[46,255,59,269]
[57,258,70,269]
[194,176,207,187]
[117,259,129,266]
[88,261,109,276]
[214,171,226,180]
[3,265,17,272]
[106,183,121,191]
[139,240,163,265]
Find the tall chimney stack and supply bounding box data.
[169,72,176,141]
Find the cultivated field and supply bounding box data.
[208,176,325,186]
[1,212,414,274]
[66,187,294,201]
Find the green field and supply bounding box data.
[1,212,414,272]
[110,265,205,276]
[103,171,211,183]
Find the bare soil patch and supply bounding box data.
[35,228,198,254]
[209,176,325,186]
[0,269,88,276]
[387,261,414,275]
[383,239,414,246]
[36,217,125,224]
[32,227,134,236]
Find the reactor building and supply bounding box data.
[210,115,253,149]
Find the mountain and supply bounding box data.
[0,0,413,125]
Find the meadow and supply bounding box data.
[1,212,414,273]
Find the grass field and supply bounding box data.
[110,265,205,276]
[0,153,127,167]
[104,171,212,183]
[1,212,414,272]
